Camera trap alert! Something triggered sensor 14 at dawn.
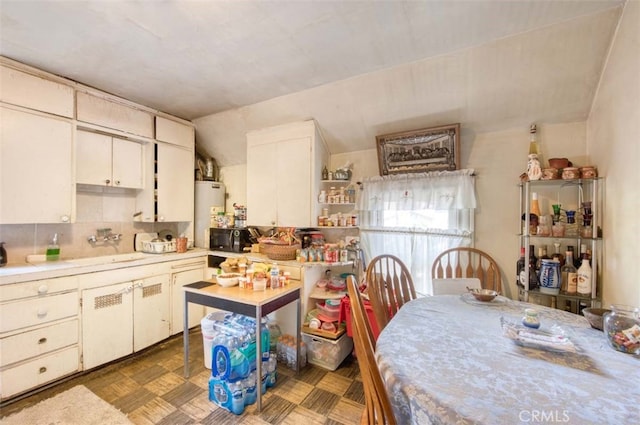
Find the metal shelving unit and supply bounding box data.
[518,177,603,313]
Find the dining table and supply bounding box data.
[375,294,639,425]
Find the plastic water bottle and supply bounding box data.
[266,353,277,387]
[229,379,245,415]
[270,263,280,288]
[243,372,257,405]
[268,321,282,353]
[261,319,271,361]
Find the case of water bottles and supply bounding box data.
[205,311,276,415]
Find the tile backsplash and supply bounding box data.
[0,189,182,266]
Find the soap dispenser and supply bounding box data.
[46,233,60,261]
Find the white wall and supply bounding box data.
[587,0,640,308]
[220,122,588,299]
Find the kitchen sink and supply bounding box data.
[26,252,151,267]
[63,252,150,265]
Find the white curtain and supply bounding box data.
[357,169,476,295]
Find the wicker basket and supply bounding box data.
[260,243,301,261]
[220,264,239,274]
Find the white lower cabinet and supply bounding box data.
[0,346,79,399]
[170,259,206,335]
[81,274,170,370]
[0,275,80,400]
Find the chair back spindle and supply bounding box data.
[431,247,502,293]
[366,255,416,331]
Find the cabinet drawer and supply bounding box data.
[0,65,74,117]
[0,292,78,333]
[0,346,79,400]
[0,275,78,302]
[77,92,153,138]
[0,319,78,367]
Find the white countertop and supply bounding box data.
[0,249,209,285]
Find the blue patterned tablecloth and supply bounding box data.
[375,295,640,425]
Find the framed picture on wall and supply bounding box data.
[376,123,460,175]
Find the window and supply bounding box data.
[357,170,476,294]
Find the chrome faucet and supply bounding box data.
[88,228,123,243]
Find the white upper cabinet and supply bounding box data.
[246,120,328,227]
[76,92,154,138]
[156,143,194,222]
[76,130,143,189]
[155,116,194,148]
[0,106,73,224]
[135,115,195,223]
[0,65,74,118]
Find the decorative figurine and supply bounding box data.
[527,154,542,181]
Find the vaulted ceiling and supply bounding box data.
[0,1,625,164]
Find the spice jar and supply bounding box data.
[603,305,640,354]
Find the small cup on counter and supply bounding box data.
[176,237,188,253]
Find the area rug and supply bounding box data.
[2,385,133,425]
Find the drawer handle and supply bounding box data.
[38,285,49,295]
[38,337,47,344]
[39,366,47,374]
[37,308,48,318]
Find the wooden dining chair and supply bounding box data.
[365,254,417,332]
[346,275,397,425]
[431,247,502,293]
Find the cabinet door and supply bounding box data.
[77,92,154,138]
[133,275,170,351]
[276,137,312,227]
[0,65,74,118]
[81,282,133,370]
[112,137,143,189]
[156,143,194,222]
[171,267,205,335]
[76,130,112,186]
[0,106,73,224]
[247,142,278,226]
[156,116,194,149]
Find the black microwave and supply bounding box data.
[209,228,253,252]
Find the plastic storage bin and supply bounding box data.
[302,332,353,371]
[201,311,228,369]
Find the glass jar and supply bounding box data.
[603,305,640,355]
[522,308,541,329]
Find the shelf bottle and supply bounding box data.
[561,251,578,294]
[528,245,538,290]
[516,247,526,288]
[577,258,592,296]
[528,124,541,160]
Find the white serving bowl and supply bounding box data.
[216,273,242,287]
